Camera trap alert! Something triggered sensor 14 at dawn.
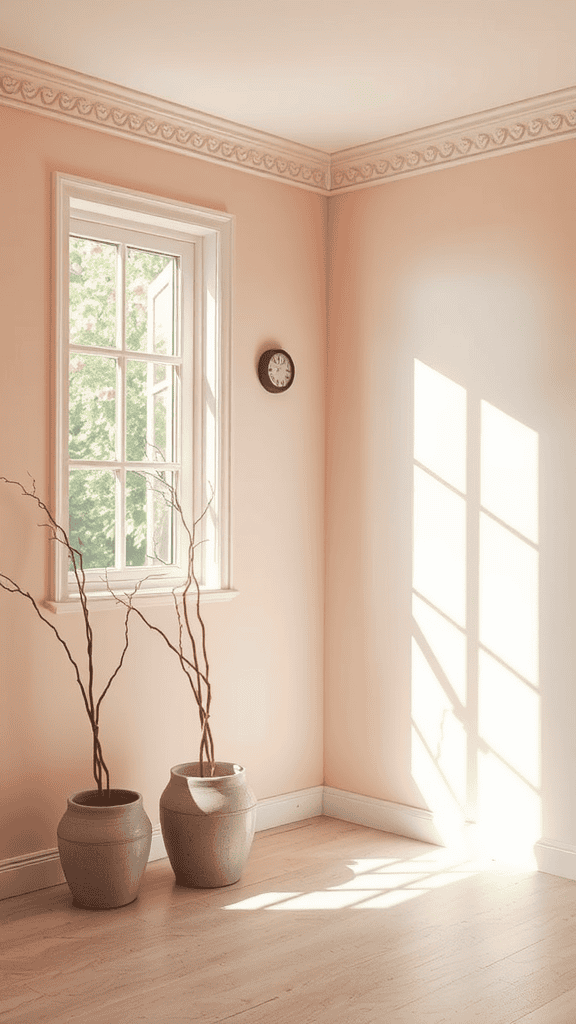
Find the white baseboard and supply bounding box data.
[535,838,576,881]
[0,847,65,901]
[255,786,325,832]
[149,824,167,863]
[323,786,445,846]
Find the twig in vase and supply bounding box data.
[0,476,134,800]
[106,471,216,777]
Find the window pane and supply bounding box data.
[152,368,174,457]
[126,470,174,567]
[126,249,175,354]
[126,360,147,461]
[126,361,175,462]
[69,237,117,348]
[69,353,117,460]
[69,469,116,570]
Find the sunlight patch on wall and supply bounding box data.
[477,400,540,859]
[477,750,541,864]
[413,470,467,627]
[411,360,541,862]
[479,514,538,685]
[480,402,538,544]
[411,636,467,811]
[413,594,467,706]
[412,361,469,843]
[413,361,467,628]
[411,721,467,842]
[478,650,539,789]
[414,359,467,493]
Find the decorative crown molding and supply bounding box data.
[0,48,330,193]
[331,88,576,192]
[1,48,575,194]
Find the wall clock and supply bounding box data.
[258,348,295,393]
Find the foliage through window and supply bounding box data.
[53,175,233,603]
[68,239,178,570]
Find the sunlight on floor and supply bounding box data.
[224,846,511,912]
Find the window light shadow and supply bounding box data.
[411,360,541,865]
[224,847,494,912]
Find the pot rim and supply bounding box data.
[170,761,245,781]
[68,789,143,809]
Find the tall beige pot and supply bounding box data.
[57,789,152,909]
[160,762,257,888]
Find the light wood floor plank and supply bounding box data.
[2,817,576,1023]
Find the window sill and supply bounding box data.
[43,588,239,614]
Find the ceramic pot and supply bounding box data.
[160,762,257,888]
[57,789,152,909]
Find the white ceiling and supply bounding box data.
[1,0,575,153]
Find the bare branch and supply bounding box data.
[0,477,134,798]
[126,468,216,775]
[1,467,219,788]
[95,601,133,721]
[107,587,208,689]
[0,573,92,721]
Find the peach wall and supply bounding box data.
[0,105,326,862]
[326,140,576,854]
[4,95,576,877]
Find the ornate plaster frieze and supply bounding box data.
[0,48,330,193]
[1,48,575,194]
[331,88,576,192]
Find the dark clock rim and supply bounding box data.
[258,348,295,393]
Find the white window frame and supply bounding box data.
[52,173,233,607]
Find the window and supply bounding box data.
[53,174,233,605]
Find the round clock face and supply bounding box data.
[258,349,295,393]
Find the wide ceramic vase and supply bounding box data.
[160,762,257,888]
[57,789,152,909]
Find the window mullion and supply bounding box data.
[117,243,127,570]
[115,469,124,573]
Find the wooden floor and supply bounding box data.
[2,817,576,1024]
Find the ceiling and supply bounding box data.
[1,0,575,153]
